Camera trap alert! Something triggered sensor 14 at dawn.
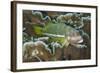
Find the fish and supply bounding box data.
[42,22,86,48]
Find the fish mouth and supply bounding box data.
[69,36,83,44]
[77,39,83,43]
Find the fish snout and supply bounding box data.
[68,34,83,44]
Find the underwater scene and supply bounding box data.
[23,10,91,62]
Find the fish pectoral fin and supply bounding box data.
[62,39,69,48]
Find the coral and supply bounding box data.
[23,41,52,62]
